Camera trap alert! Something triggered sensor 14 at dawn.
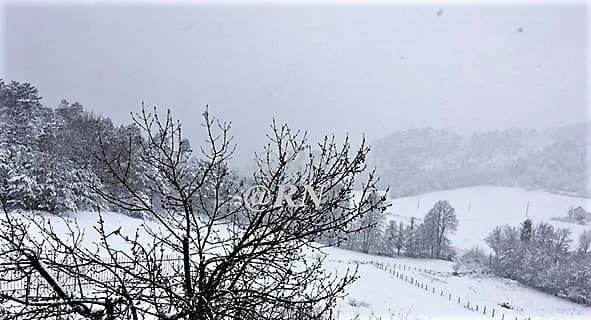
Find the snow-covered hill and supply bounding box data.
[326,246,591,320]
[3,186,590,319]
[384,186,591,252]
[370,124,590,198]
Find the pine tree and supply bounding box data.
[520,218,533,242]
[384,221,405,256]
[0,148,9,213]
[404,217,419,257]
[344,191,387,254]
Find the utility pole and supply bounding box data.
[525,201,530,218]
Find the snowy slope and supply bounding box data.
[3,186,591,320]
[384,186,591,252]
[325,247,591,320]
[5,210,588,320]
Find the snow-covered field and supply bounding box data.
[3,186,591,319]
[326,246,591,320]
[384,186,591,252]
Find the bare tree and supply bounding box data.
[577,230,591,254]
[0,107,387,320]
[422,200,457,259]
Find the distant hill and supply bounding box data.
[370,123,590,198]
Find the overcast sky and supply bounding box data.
[3,2,588,166]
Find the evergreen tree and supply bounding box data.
[520,218,533,242]
[403,217,419,257]
[384,221,406,256]
[0,80,151,213]
[343,191,387,254]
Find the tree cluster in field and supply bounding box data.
[486,219,591,305]
[0,80,158,214]
[321,199,459,261]
[371,126,589,198]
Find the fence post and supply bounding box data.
[458,297,461,304]
[26,273,31,297]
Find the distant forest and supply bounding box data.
[370,124,589,198]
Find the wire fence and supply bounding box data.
[1,256,534,320]
[0,255,187,296]
[373,262,533,320]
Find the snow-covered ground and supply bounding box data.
[3,186,591,319]
[325,246,591,320]
[384,186,591,252]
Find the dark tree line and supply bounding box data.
[331,200,458,261]
[486,219,591,305]
[0,80,153,215]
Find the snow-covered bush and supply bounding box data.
[486,220,591,305]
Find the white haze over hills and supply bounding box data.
[369,122,590,198]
